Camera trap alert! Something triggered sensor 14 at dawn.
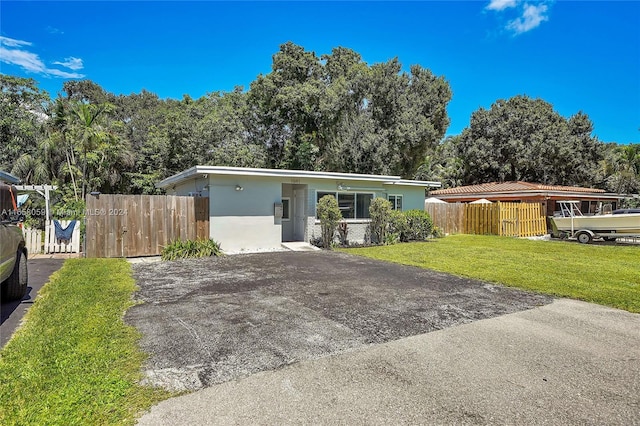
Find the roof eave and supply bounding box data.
[0,170,21,184]
[157,166,442,188]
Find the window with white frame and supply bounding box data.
[388,194,403,210]
[316,191,373,219]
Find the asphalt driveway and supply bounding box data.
[127,251,551,392]
[1,257,65,347]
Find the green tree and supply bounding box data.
[0,75,49,171]
[600,143,640,194]
[454,95,603,186]
[247,43,452,177]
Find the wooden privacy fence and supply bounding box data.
[497,202,547,237]
[85,195,209,258]
[427,201,547,237]
[425,203,465,235]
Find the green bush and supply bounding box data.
[403,209,433,241]
[369,198,392,244]
[317,195,342,249]
[389,209,409,243]
[161,239,222,260]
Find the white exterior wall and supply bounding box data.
[168,171,430,250]
[208,175,282,252]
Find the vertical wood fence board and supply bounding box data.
[85,195,210,258]
[23,228,43,255]
[195,197,209,239]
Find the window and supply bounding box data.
[316,191,373,219]
[282,198,290,221]
[388,195,403,211]
[338,193,355,218]
[356,193,373,218]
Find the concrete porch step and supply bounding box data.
[281,242,321,252]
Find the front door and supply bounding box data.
[293,189,306,241]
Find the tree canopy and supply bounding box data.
[1,44,637,203]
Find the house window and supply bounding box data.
[338,193,355,218]
[316,191,373,219]
[282,198,290,221]
[388,195,403,211]
[356,193,373,218]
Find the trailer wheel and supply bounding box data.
[576,232,593,244]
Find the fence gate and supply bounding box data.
[46,220,81,253]
[428,201,547,237]
[85,195,209,258]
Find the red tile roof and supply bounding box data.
[431,181,605,195]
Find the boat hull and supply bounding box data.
[551,213,640,234]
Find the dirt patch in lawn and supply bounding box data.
[127,251,551,391]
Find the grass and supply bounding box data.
[161,238,222,261]
[0,258,172,426]
[341,235,640,313]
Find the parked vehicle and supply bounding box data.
[550,200,640,244]
[1,181,28,301]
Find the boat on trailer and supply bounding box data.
[550,200,640,244]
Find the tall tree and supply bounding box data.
[0,75,49,171]
[247,43,452,177]
[454,95,603,186]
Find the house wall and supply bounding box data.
[304,181,426,245]
[172,175,282,252]
[173,175,428,250]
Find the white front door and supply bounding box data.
[293,189,306,241]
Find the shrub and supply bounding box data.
[369,198,392,244]
[338,221,349,246]
[317,195,342,249]
[403,209,433,241]
[432,226,444,238]
[161,239,222,260]
[389,209,409,243]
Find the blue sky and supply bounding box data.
[1,1,639,143]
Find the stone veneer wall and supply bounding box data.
[307,217,371,245]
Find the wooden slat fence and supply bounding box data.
[23,228,43,255]
[464,203,500,235]
[425,203,465,235]
[85,195,209,258]
[506,202,547,237]
[427,201,547,237]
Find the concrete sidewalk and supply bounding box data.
[137,299,640,425]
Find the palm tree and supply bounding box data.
[70,102,114,199]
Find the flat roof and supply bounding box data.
[157,166,441,189]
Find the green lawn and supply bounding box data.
[342,235,640,313]
[0,258,171,426]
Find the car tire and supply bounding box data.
[3,250,27,301]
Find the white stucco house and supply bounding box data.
[157,166,440,252]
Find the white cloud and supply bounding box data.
[46,26,64,35]
[486,0,518,11]
[0,36,85,79]
[53,57,84,70]
[507,3,549,34]
[0,36,32,48]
